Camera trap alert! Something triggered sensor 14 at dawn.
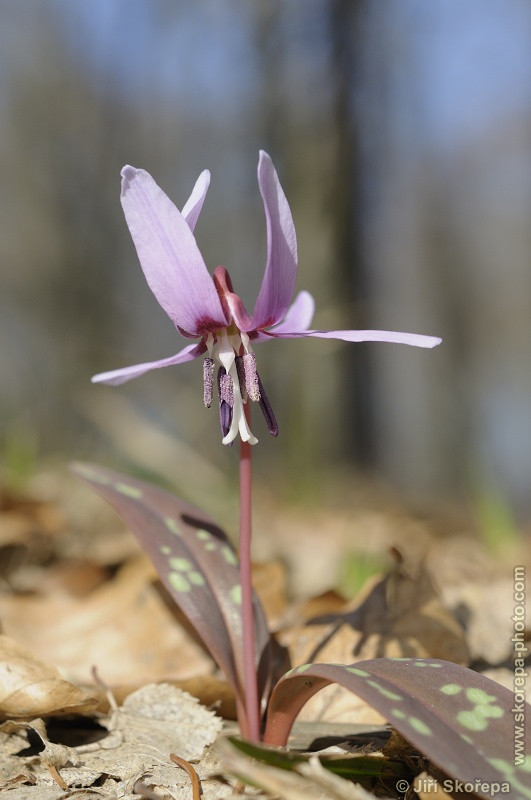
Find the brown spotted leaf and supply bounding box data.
[71,462,276,725]
[264,658,531,800]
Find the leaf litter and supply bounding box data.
[0,469,529,799]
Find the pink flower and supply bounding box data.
[92,152,441,444]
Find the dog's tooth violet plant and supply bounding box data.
[91,150,440,741]
[73,465,531,799]
[79,152,530,797]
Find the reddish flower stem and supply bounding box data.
[239,403,260,742]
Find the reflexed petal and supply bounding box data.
[91,342,206,386]
[270,329,442,348]
[181,169,210,232]
[269,290,315,334]
[120,167,227,335]
[250,151,298,331]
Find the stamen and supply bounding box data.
[219,371,234,407]
[217,367,233,444]
[257,375,278,437]
[203,357,214,408]
[242,353,260,402]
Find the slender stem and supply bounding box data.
[239,403,260,741]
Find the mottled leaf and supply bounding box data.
[71,462,273,723]
[264,658,531,800]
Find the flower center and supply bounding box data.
[202,268,278,446]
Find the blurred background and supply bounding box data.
[1,0,531,518]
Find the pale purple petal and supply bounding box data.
[267,328,442,348]
[91,342,206,386]
[249,151,298,331]
[269,290,315,334]
[181,169,210,232]
[120,167,227,335]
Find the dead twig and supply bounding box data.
[45,762,68,790]
[170,753,202,800]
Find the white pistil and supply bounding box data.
[222,362,258,446]
[218,330,235,374]
[209,328,259,445]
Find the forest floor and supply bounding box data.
[0,465,529,799]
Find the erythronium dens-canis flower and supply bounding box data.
[92,151,441,444]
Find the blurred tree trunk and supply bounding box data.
[328,0,375,467]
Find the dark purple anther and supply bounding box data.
[217,367,233,444]
[257,375,278,437]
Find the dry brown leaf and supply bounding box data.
[252,560,289,628]
[0,556,214,686]
[279,621,384,726]
[0,719,77,772]
[0,489,64,555]
[30,559,111,598]
[0,721,41,789]
[0,636,97,719]
[441,576,526,664]
[347,551,468,662]
[88,674,236,719]
[289,590,348,624]
[117,683,223,761]
[0,685,229,800]
[66,684,226,796]
[279,552,468,724]
[283,552,468,666]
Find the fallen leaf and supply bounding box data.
[284,551,468,665]
[0,636,97,719]
[87,674,236,720]
[61,684,226,796]
[279,552,468,724]
[288,590,348,626]
[0,685,229,799]
[117,682,223,761]
[442,577,525,664]
[0,556,214,686]
[252,560,289,628]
